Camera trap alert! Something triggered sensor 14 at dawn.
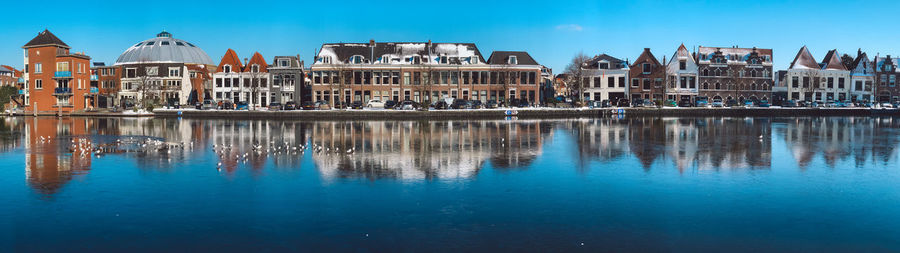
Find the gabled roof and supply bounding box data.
[243,52,268,72]
[850,51,868,70]
[789,46,819,69]
[585,54,626,69]
[271,56,302,68]
[631,48,661,67]
[821,49,848,71]
[23,29,70,49]
[1,65,22,77]
[670,44,695,64]
[487,51,539,65]
[216,49,243,72]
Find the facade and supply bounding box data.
[309,40,541,106]
[665,44,699,102]
[785,46,851,102]
[269,55,306,103]
[89,62,121,108]
[873,55,899,103]
[848,50,875,102]
[697,46,773,102]
[628,48,665,101]
[115,31,215,107]
[582,54,628,102]
[21,30,92,113]
[211,49,272,107]
[0,65,20,87]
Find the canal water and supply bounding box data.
[1,117,899,252]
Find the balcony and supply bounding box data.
[53,87,72,96]
[90,87,99,93]
[90,75,98,81]
[53,71,73,79]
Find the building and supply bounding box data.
[873,55,899,103]
[628,48,665,101]
[785,46,850,102]
[848,49,875,102]
[211,49,272,107]
[309,40,541,106]
[114,31,215,107]
[582,54,628,102]
[697,46,773,102]
[665,44,699,102]
[1,65,21,87]
[539,65,554,104]
[22,30,92,113]
[89,62,120,109]
[269,55,306,104]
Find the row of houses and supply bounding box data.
[8,30,900,113]
[570,44,900,104]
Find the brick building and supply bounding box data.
[697,46,773,102]
[22,30,92,113]
[88,62,120,109]
[628,48,665,101]
[309,40,541,106]
[873,55,899,103]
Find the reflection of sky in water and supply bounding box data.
[0,117,899,251]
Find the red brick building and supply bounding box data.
[629,48,666,101]
[22,30,92,113]
[89,63,121,109]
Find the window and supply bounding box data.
[350,55,363,64]
[855,81,862,91]
[469,57,478,64]
[598,63,609,69]
[224,65,232,73]
[679,60,686,70]
[608,77,615,88]
[175,42,184,46]
[35,79,42,89]
[280,60,289,67]
[57,62,69,72]
[321,56,332,64]
[792,76,799,88]
[403,72,411,85]
[146,66,158,76]
[161,41,170,45]
[838,78,845,89]
[506,56,517,65]
[251,65,260,73]
[827,77,834,88]
[169,67,180,77]
[440,56,448,64]
[411,56,421,64]
[642,63,651,73]
[643,79,651,89]
[631,78,639,87]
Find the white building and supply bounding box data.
[785,46,851,102]
[666,44,699,102]
[581,54,628,102]
[848,50,875,102]
[211,49,272,107]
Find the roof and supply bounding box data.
[115,31,214,65]
[789,46,819,69]
[1,65,21,77]
[631,48,661,67]
[243,52,268,72]
[316,41,484,64]
[585,54,626,69]
[487,51,539,65]
[698,46,772,57]
[216,49,243,72]
[821,49,848,71]
[850,51,868,69]
[271,56,302,68]
[23,29,70,49]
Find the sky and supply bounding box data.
[3,0,900,73]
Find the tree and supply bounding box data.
[493,63,514,106]
[726,65,743,101]
[247,65,268,109]
[328,62,352,108]
[416,63,435,104]
[840,54,855,70]
[801,69,822,102]
[564,51,591,104]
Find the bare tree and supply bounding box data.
[564,51,591,104]
[247,65,268,109]
[801,70,822,102]
[493,63,514,106]
[328,63,352,109]
[417,63,435,104]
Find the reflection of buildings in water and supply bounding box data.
[24,117,93,196]
[309,120,546,181]
[0,117,25,152]
[208,120,308,172]
[573,117,772,171]
[780,117,900,168]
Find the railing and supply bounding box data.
[54,87,72,94]
[90,87,98,93]
[54,71,72,78]
[90,75,98,81]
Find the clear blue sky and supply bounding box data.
[3,0,899,73]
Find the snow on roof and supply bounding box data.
[789,46,819,70]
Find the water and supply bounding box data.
[1,117,899,252]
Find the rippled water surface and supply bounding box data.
[1,117,899,252]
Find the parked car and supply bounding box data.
[398,100,418,110]
[383,100,397,109]
[220,100,235,110]
[711,99,724,107]
[642,100,656,107]
[743,100,754,107]
[283,101,297,110]
[515,99,530,108]
[695,99,709,107]
[892,101,900,108]
[797,100,809,107]
[588,100,603,108]
[469,100,483,109]
[349,101,364,109]
[432,100,449,109]
[600,99,611,108]
[616,98,630,107]
[268,102,282,111]
[449,99,469,109]
[200,100,216,110]
[235,101,249,110]
[880,102,894,108]
[782,100,797,108]
[485,100,499,109]
[631,98,645,107]
[300,101,315,110]
[758,100,771,107]
[725,99,739,107]
[664,99,677,107]
[364,99,384,109]
[313,100,331,110]
[678,99,693,107]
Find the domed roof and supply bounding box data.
[115,31,214,66]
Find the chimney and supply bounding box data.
[243,57,248,65]
[369,39,375,47]
[427,40,433,55]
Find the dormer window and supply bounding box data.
[350,55,364,64]
[321,56,332,64]
[440,56,448,64]
[279,60,289,67]
[412,56,422,64]
[469,57,479,64]
[382,56,391,63]
[224,65,232,73]
[161,41,170,46]
[750,58,759,64]
[251,64,260,73]
[508,56,518,65]
[598,62,609,69]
